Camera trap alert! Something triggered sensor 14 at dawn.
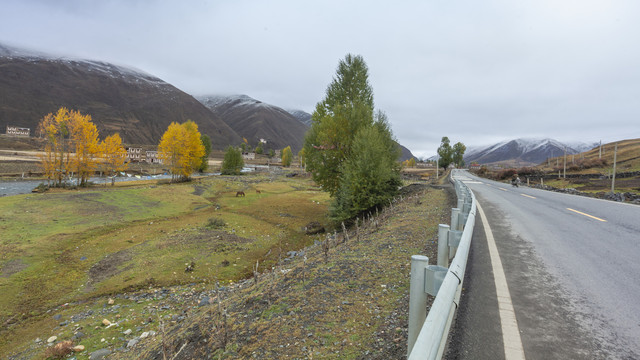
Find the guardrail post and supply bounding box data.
[425,265,448,296]
[448,230,462,260]
[437,224,450,267]
[408,255,429,357]
[451,208,460,231]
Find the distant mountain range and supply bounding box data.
[0,42,415,160]
[0,43,241,147]
[197,94,309,153]
[464,138,598,166]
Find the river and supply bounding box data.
[0,174,174,197]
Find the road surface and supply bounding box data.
[447,171,640,359]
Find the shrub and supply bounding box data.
[44,340,74,359]
[496,168,517,180]
[206,217,226,229]
[516,167,540,177]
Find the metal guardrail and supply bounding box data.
[407,169,477,359]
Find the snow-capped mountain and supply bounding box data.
[464,138,596,165]
[0,42,161,86]
[0,42,241,146]
[285,109,312,127]
[197,94,310,152]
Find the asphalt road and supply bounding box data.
[446,171,640,359]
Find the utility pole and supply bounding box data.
[611,142,618,194]
[599,140,602,159]
[563,146,567,179]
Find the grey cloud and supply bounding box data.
[1,0,639,158]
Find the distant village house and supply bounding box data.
[6,126,30,137]
[242,152,256,160]
[145,150,162,164]
[126,147,143,162]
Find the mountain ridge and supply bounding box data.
[0,42,242,148]
[463,138,599,166]
[196,94,310,153]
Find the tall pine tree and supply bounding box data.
[303,54,375,196]
[303,55,401,222]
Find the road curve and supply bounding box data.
[448,171,640,359]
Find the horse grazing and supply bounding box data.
[255,189,262,194]
[236,191,245,197]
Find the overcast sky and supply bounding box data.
[2,0,639,158]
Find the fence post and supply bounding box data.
[408,255,430,357]
[438,224,450,267]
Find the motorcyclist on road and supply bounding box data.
[511,174,520,187]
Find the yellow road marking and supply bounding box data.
[520,194,536,199]
[566,208,607,222]
[499,188,508,192]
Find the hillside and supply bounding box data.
[464,138,596,166]
[0,43,241,147]
[197,95,310,152]
[543,138,640,173]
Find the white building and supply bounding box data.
[6,126,30,137]
[126,147,142,162]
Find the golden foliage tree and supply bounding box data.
[158,120,205,182]
[402,157,416,168]
[39,107,100,186]
[69,111,100,186]
[100,133,128,185]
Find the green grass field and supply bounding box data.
[0,173,330,355]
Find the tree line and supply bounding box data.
[38,107,127,187]
[437,136,466,170]
[38,108,214,186]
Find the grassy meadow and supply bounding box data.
[0,172,330,355]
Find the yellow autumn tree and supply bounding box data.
[69,111,100,186]
[39,107,103,187]
[40,137,57,187]
[158,120,205,182]
[181,120,205,177]
[100,133,128,185]
[38,108,74,186]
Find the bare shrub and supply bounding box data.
[44,340,74,359]
[496,168,518,180]
[206,217,226,229]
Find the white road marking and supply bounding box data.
[499,188,508,192]
[566,208,607,222]
[520,194,536,199]
[477,202,526,360]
